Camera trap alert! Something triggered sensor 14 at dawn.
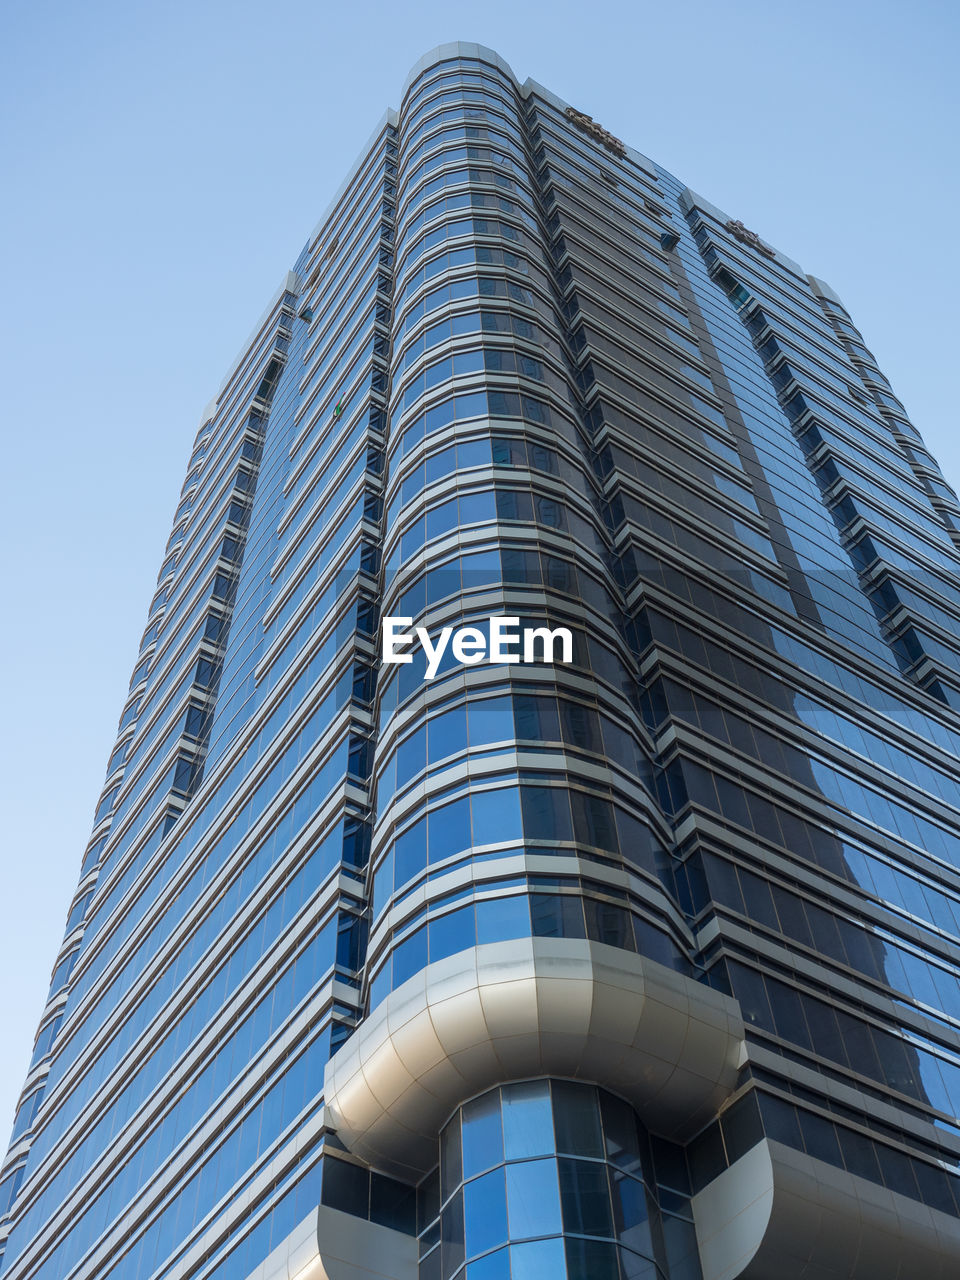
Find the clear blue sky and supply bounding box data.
[0,0,957,1138]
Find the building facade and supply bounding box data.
[3,41,960,1280]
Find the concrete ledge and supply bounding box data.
[692,1138,960,1280]
[323,938,744,1179]
[245,1205,417,1280]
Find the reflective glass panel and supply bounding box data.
[502,1080,555,1159]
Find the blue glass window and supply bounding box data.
[565,1237,620,1280]
[476,895,530,944]
[462,1090,504,1178]
[552,1080,603,1157]
[502,1081,554,1160]
[470,696,514,746]
[431,795,472,861]
[463,1166,508,1258]
[472,787,523,845]
[466,1246,510,1279]
[429,704,468,761]
[395,815,427,886]
[392,928,428,987]
[428,905,474,964]
[510,1237,567,1278]
[558,1157,614,1237]
[505,1158,562,1239]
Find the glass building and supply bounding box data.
[4,40,960,1280]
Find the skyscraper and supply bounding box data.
[3,35,960,1277]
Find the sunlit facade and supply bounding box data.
[3,41,960,1280]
